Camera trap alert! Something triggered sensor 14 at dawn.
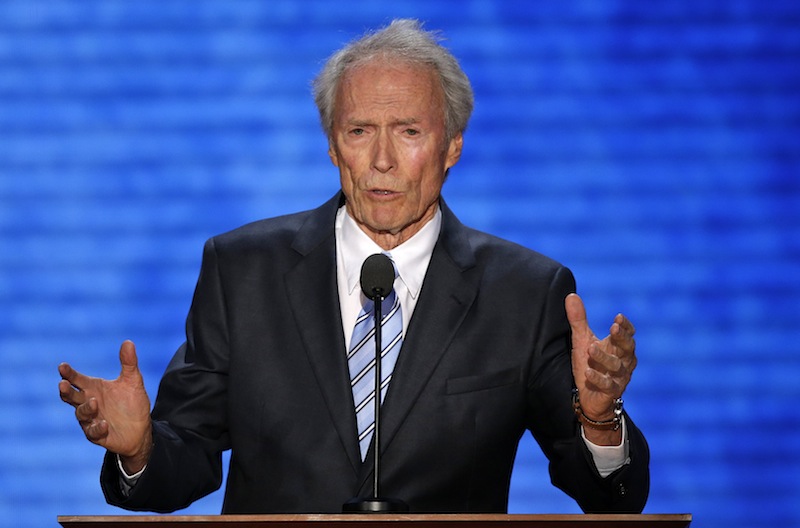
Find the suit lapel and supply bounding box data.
[356,200,480,489]
[285,194,363,474]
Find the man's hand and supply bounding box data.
[58,340,153,474]
[566,293,637,446]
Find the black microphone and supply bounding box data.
[360,253,395,301]
[343,254,409,513]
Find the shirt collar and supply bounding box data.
[337,205,442,299]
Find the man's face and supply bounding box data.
[328,60,463,249]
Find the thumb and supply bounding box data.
[565,293,591,341]
[118,340,140,379]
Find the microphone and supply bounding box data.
[360,253,395,301]
[343,254,409,513]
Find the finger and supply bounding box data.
[74,398,110,444]
[584,367,619,394]
[83,418,110,443]
[610,315,635,343]
[585,364,632,398]
[75,397,100,423]
[58,378,85,407]
[598,335,638,370]
[608,329,635,354]
[615,313,636,336]
[608,323,635,356]
[565,293,592,341]
[588,343,624,374]
[58,362,90,390]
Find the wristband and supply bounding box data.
[572,389,623,431]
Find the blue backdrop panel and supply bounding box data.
[1,2,798,527]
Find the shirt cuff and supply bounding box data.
[116,453,146,497]
[581,415,631,478]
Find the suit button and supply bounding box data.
[618,483,627,497]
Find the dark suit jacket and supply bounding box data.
[101,192,649,514]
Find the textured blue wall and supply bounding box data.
[2,2,798,527]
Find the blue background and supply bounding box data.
[2,1,798,527]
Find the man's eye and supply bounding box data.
[405,129,419,136]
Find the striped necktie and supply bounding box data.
[347,280,403,460]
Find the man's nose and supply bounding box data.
[372,131,396,173]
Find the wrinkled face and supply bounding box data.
[328,60,463,249]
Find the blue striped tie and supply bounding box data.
[347,281,403,460]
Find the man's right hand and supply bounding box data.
[58,340,153,474]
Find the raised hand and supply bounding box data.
[565,293,637,445]
[58,340,153,473]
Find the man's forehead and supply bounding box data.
[339,60,439,94]
[334,61,444,123]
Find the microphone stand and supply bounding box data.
[343,288,408,513]
[372,290,384,499]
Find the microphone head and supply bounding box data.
[360,254,395,300]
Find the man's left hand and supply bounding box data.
[566,293,637,445]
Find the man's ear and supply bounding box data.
[328,139,340,167]
[445,133,464,170]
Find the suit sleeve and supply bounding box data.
[525,266,650,513]
[101,237,231,512]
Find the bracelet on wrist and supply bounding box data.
[572,389,623,431]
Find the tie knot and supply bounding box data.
[382,252,399,279]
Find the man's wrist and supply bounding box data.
[120,451,150,475]
[572,389,623,431]
[119,423,154,475]
[116,452,147,480]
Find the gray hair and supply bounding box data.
[312,19,474,142]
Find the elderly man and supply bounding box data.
[59,19,649,514]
